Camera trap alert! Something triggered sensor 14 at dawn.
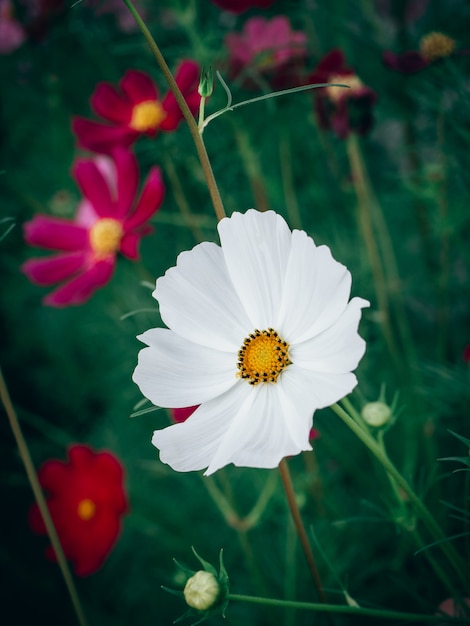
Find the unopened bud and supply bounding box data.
[361,401,392,427]
[198,67,214,98]
[184,570,220,611]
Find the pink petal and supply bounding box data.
[160,61,200,130]
[24,216,89,251]
[120,69,158,103]
[44,258,115,307]
[119,231,141,259]
[124,167,165,231]
[173,60,200,94]
[72,117,138,154]
[22,251,88,285]
[0,17,25,54]
[73,159,115,218]
[112,148,138,218]
[91,82,132,124]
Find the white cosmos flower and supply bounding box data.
[132,209,369,475]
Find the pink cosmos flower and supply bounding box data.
[308,49,377,139]
[29,445,128,576]
[383,32,468,74]
[225,16,307,89]
[211,0,277,12]
[22,149,165,307]
[73,61,201,154]
[0,0,26,53]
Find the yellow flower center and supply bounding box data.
[419,32,456,62]
[237,328,291,385]
[326,73,363,103]
[77,498,96,521]
[89,218,123,257]
[129,100,167,132]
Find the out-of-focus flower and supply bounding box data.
[29,445,128,576]
[462,345,470,363]
[309,427,320,441]
[0,0,26,53]
[383,32,468,74]
[21,0,66,42]
[308,49,377,139]
[22,149,165,307]
[210,0,277,13]
[133,209,368,475]
[436,597,470,624]
[73,62,201,154]
[85,0,145,32]
[225,16,307,89]
[171,406,199,423]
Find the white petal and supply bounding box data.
[278,231,355,343]
[291,297,368,373]
[218,210,292,328]
[206,383,306,475]
[152,383,251,472]
[154,242,251,351]
[275,365,318,448]
[287,366,358,409]
[132,328,236,408]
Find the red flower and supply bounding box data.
[0,1,26,53]
[383,32,464,74]
[29,445,128,576]
[225,16,307,89]
[73,61,201,154]
[171,406,199,423]
[308,49,377,139]
[22,148,165,307]
[210,0,277,13]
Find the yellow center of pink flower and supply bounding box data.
[419,32,456,61]
[89,218,123,257]
[326,74,363,103]
[129,100,166,132]
[77,498,96,521]
[237,328,291,385]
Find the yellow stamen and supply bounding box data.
[237,328,291,385]
[129,100,166,132]
[77,498,96,521]
[420,32,456,62]
[326,73,363,103]
[89,218,123,257]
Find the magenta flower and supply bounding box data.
[308,49,377,139]
[225,16,307,89]
[210,0,277,13]
[383,32,467,74]
[22,149,165,307]
[171,406,198,423]
[73,61,201,154]
[0,0,26,53]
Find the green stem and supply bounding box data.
[279,132,303,230]
[331,402,469,590]
[232,124,270,213]
[0,368,88,626]
[228,593,470,623]
[122,0,226,222]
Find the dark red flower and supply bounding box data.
[22,149,165,307]
[171,406,199,423]
[308,49,377,139]
[29,445,128,576]
[210,0,277,13]
[463,345,470,363]
[73,61,201,154]
[225,16,307,89]
[383,32,463,74]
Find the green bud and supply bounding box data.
[198,66,214,97]
[361,401,392,427]
[184,570,220,611]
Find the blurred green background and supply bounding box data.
[1,0,470,624]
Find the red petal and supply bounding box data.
[174,60,200,94]
[120,69,158,103]
[172,406,198,423]
[24,216,89,251]
[119,231,141,260]
[73,159,115,218]
[91,83,131,124]
[43,258,115,307]
[112,148,138,218]
[72,117,138,154]
[124,167,165,231]
[22,252,87,285]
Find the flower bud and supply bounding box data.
[184,570,220,611]
[361,401,392,427]
[198,67,214,98]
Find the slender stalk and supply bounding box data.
[232,124,270,213]
[279,132,303,230]
[331,402,470,590]
[122,0,226,222]
[228,593,470,623]
[0,367,88,626]
[278,459,327,605]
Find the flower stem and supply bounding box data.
[122,0,226,223]
[0,367,88,626]
[330,402,470,590]
[278,459,328,606]
[228,593,470,623]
